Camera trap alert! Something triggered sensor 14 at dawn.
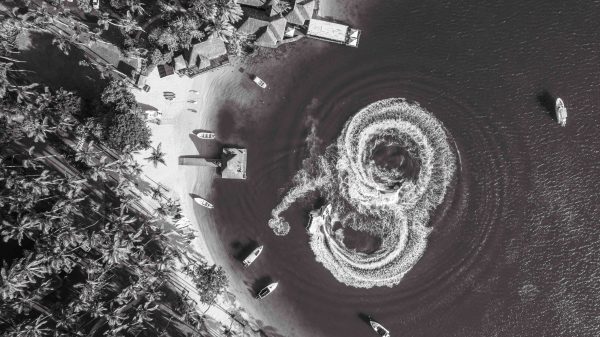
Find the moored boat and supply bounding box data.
[256,282,278,299]
[195,131,215,139]
[192,196,214,209]
[555,98,567,127]
[369,319,390,337]
[243,245,264,267]
[252,75,267,89]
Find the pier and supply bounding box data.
[178,148,247,180]
[306,19,361,47]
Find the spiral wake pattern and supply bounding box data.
[268,98,456,288]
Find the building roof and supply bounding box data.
[173,55,187,71]
[157,64,174,78]
[187,34,228,69]
[238,17,270,35]
[285,0,315,26]
[221,148,247,179]
[236,0,266,8]
[269,17,287,40]
[307,19,348,42]
[256,27,278,47]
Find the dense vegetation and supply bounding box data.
[0,12,231,337]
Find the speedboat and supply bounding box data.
[369,319,390,337]
[252,76,267,89]
[256,282,278,299]
[243,245,264,267]
[192,196,214,209]
[555,98,567,127]
[194,131,215,140]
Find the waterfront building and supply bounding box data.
[221,148,247,180]
[306,19,361,47]
[175,34,230,78]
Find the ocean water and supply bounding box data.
[196,1,600,336]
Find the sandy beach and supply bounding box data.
[132,66,235,263]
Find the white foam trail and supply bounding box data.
[269,98,456,288]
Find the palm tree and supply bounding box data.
[97,13,111,31]
[144,143,166,168]
[268,0,292,15]
[24,116,56,143]
[128,0,147,16]
[208,18,235,42]
[52,36,71,56]
[111,11,145,34]
[219,0,244,24]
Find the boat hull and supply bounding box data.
[243,246,264,267]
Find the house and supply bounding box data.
[176,34,230,77]
[157,64,174,78]
[285,0,315,26]
[238,13,288,48]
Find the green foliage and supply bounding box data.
[184,262,228,305]
[106,112,151,151]
[101,80,139,114]
[76,0,93,13]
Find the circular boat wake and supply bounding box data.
[268,98,456,288]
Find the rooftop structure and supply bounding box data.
[157,64,174,78]
[236,0,267,7]
[176,34,230,77]
[220,148,247,179]
[285,0,315,26]
[307,19,361,47]
[238,12,288,48]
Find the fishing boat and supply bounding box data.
[243,245,264,267]
[369,319,390,337]
[256,282,278,299]
[194,131,215,140]
[555,98,567,127]
[192,196,214,209]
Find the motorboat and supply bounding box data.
[555,98,567,127]
[256,282,278,299]
[192,196,214,209]
[194,131,215,140]
[243,245,264,267]
[252,76,267,89]
[369,319,390,337]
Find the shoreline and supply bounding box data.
[132,67,230,265]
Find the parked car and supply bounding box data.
[252,75,267,89]
[143,84,150,92]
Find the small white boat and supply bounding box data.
[369,320,390,337]
[243,245,263,267]
[256,282,278,299]
[252,76,267,89]
[195,131,215,140]
[555,98,567,127]
[193,196,214,209]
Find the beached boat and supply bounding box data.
[252,76,267,89]
[256,282,278,299]
[193,196,214,209]
[555,98,567,127]
[369,320,390,337]
[243,245,264,267]
[195,131,216,140]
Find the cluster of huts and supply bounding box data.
[141,0,360,85]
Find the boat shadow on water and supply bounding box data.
[230,239,260,263]
[536,90,558,122]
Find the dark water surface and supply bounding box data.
[196,1,600,336]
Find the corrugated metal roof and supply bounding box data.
[307,19,348,42]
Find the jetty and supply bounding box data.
[306,19,361,47]
[178,148,247,180]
